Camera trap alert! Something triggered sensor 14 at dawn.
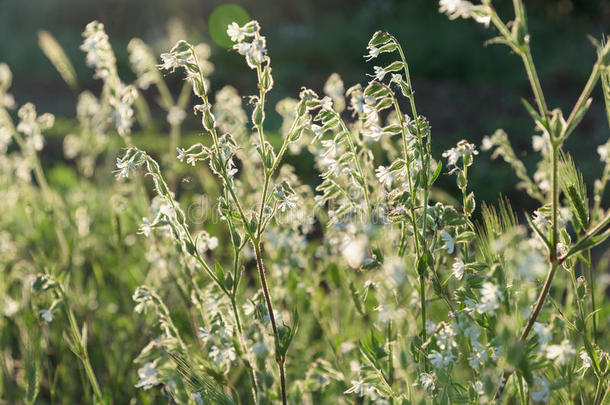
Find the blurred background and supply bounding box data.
[1,0,609,211]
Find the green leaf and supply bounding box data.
[564,228,610,260]
[429,161,442,187]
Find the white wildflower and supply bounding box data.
[373,66,386,81]
[440,230,455,254]
[476,282,502,315]
[135,362,161,389]
[578,351,592,373]
[598,141,610,164]
[442,139,478,167]
[429,350,455,368]
[418,373,435,391]
[227,22,247,42]
[39,309,54,323]
[0,62,12,92]
[439,0,474,20]
[342,236,368,268]
[383,256,406,288]
[452,257,465,280]
[167,106,186,126]
[532,322,552,347]
[375,165,393,187]
[545,339,575,366]
[363,124,384,141]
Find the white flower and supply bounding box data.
[439,0,473,20]
[0,62,12,92]
[233,36,267,69]
[442,140,478,167]
[373,66,386,81]
[227,22,247,42]
[481,135,494,151]
[428,350,455,368]
[531,376,551,403]
[167,106,186,126]
[375,165,393,186]
[418,373,435,391]
[440,230,455,254]
[209,344,237,367]
[469,341,488,368]
[452,258,464,280]
[532,135,547,152]
[598,141,610,164]
[363,124,384,142]
[39,309,54,323]
[342,236,368,268]
[383,256,406,288]
[436,322,457,350]
[532,322,552,347]
[545,339,575,366]
[578,350,592,373]
[135,362,161,389]
[475,380,484,395]
[476,282,502,315]
[365,45,380,60]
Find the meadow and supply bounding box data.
[1,0,610,403]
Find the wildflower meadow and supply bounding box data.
[1,0,610,404]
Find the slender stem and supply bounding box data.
[252,241,286,405]
[495,145,560,400]
[231,297,259,403]
[392,40,431,366]
[336,116,371,213]
[520,48,549,118]
[58,287,104,403]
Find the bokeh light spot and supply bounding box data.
[209,4,250,49]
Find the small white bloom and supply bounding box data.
[578,350,592,373]
[476,282,502,315]
[425,321,437,336]
[135,362,161,389]
[598,140,610,163]
[533,322,552,347]
[428,350,455,368]
[439,0,474,20]
[342,236,367,268]
[545,339,575,366]
[452,258,465,280]
[375,165,393,186]
[373,66,386,81]
[39,309,54,323]
[227,22,247,42]
[363,124,384,141]
[440,230,455,254]
[419,373,435,391]
[442,140,478,167]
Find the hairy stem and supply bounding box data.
[252,241,287,405]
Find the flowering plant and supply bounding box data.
[1,1,609,404]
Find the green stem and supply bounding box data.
[252,241,286,405]
[336,117,371,213]
[58,287,104,403]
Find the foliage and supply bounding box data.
[1,1,610,404]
